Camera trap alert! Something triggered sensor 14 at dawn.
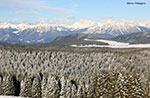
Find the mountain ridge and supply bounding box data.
[0,19,150,44]
[112,31,150,44]
[49,33,108,46]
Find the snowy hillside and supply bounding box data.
[71,38,150,48]
[84,38,129,46]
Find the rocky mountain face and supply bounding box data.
[0,19,150,44]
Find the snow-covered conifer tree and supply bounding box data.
[2,75,15,96]
[60,76,68,98]
[20,77,33,97]
[32,76,42,98]
[41,76,47,98]
[0,76,2,95]
[46,75,60,98]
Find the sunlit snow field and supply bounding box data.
[71,39,150,48]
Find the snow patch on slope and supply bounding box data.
[84,39,129,46]
[71,39,150,48]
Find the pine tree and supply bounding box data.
[65,80,72,98]
[2,75,15,96]
[32,76,42,98]
[88,74,100,98]
[77,82,87,98]
[88,70,144,98]
[144,80,150,97]
[0,76,2,95]
[71,83,78,98]
[20,77,33,97]
[46,75,60,98]
[125,72,144,98]
[88,70,111,98]
[41,76,47,98]
[60,76,68,98]
[115,72,128,97]
[108,71,120,98]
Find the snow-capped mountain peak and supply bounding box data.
[139,20,150,28]
[0,23,29,33]
[83,19,145,38]
[71,19,97,29]
[0,23,68,34]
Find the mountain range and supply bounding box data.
[0,19,150,44]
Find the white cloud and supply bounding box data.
[96,16,114,21]
[0,0,45,8]
[103,16,114,19]
[7,16,77,25]
[0,0,71,13]
[16,11,39,15]
[66,15,76,20]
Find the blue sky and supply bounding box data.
[0,0,150,24]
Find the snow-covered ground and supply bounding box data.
[0,96,27,98]
[71,39,150,48]
[84,39,129,46]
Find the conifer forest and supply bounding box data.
[1,46,150,98]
